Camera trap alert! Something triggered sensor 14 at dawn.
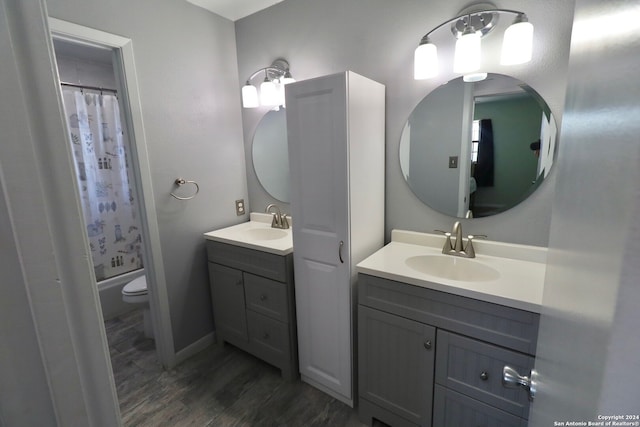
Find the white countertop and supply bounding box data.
[356,229,547,313]
[203,212,293,255]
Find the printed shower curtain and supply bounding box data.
[62,88,143,281]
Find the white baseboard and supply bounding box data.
[174,332,216,365]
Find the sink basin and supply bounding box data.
[243,228,288,241]
[405,255,500,282]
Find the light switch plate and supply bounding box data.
[235,199,245,216]
[449,156,458,168]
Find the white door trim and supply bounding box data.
[48,18,176,369]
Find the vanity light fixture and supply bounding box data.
[414,5,534,81]
[242,58,295,108]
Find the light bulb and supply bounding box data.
[501,18,534,65]
[242,84,259,108]
[280,73,296,85]
[279,74,295,107]
[453,30,481,74]
[414,41,438,79]
[260,80,279,106]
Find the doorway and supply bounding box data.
[48,19,176,373]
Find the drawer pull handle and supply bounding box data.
[260,294,267,301]
[503,366,537,401]
[480,371,489,381]
[423,340,432,350]
[262,332,270,340]
[339,241,345,264]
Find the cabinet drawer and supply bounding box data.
[435,331,534,419]
[433,385,527,427]
[247,310,290,364]
[358,274,539,354]
[207,240,290,282]
[244,273,288,323]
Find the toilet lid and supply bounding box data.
[123,275,147,296]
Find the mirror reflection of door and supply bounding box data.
[400,73,557,218]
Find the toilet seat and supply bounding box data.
[122,275,148,304]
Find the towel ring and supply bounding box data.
[170,178,199,200]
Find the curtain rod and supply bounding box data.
[60,81,118,94]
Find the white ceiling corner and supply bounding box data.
[185,0,284,21]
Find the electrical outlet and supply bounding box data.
[235,199,245,216]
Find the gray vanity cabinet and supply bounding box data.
[206,240,297,380]
[357,274,539,427]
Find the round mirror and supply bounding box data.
[400,73,557,218]
[252,109,290,202]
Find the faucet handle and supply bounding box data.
[281,214,290,229]
[435,230,454,253]
[468,234,487,239]
[464,234,487,258]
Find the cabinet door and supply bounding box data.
[358,306,435,426]
[208,263,247,343]
[286,73,352,401]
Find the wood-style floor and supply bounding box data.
[105,310,377,427]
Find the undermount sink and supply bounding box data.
[243,227,288,241]
[405,255,501,282]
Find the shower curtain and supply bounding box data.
[62,88,144,282]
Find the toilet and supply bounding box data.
[122,275,154,339]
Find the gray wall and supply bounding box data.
[236,0,575,246]
[46,0,248,352]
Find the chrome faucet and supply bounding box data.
[435,221,485,258]
[265,203,289,229]
[452,221,464,252]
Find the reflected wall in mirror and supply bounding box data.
[400,73,557,218]
[252,108,290,202]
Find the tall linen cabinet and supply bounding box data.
[285,71,385,405]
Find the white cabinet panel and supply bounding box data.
[286,71,385,405]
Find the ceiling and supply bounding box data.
[185,0,284,21]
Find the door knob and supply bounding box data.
[502,366,537,401]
